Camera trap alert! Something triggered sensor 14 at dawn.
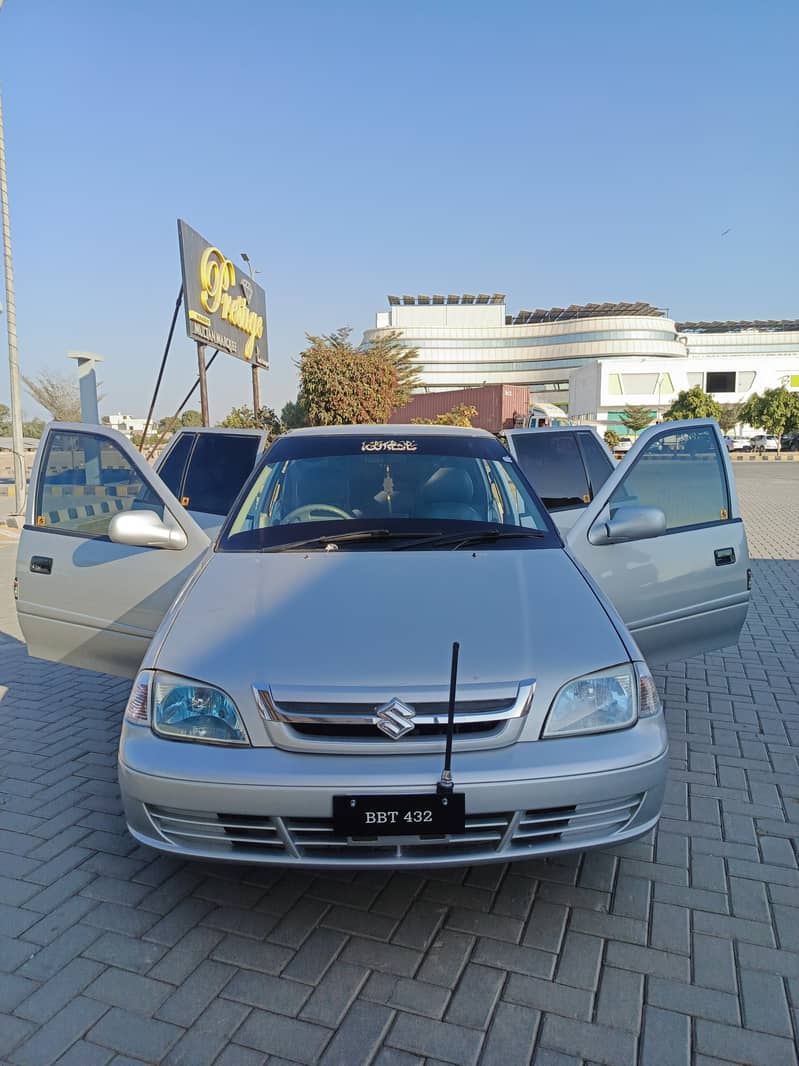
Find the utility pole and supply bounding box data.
[0,87,26,515]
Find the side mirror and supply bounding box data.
[589,505,666,545]
[108,509,188,550]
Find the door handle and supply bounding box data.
[714,547,735,566]
[30,556,53,575]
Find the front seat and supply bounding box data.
[417,467,482,522]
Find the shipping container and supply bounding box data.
[388,385,531,434]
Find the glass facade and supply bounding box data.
[405,330,676,350]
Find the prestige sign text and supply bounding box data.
[177,220,268,366]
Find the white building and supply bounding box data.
[105,412,147,438]
[364,296,799,412]
[569,355,799,435]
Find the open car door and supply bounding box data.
[504,426,616,534]
[15,424,212,679]
[565,419,750,665]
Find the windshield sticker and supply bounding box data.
[361,440,418,452]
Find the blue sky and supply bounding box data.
[0,0,797,423]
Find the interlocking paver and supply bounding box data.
[1,463,799,1063]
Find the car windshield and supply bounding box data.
[218,431,557,552]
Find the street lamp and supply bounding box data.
[240,251,265,415]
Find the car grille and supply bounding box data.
[254,683,534,744]
[145,793,643,864]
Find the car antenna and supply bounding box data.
[437,641,460,797]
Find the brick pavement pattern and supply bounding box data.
[0,463,797,1065]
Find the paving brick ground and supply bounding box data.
[0,463,797,1066]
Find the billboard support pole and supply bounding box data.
[146,348,219,461]
[251,363,261,416]
[197,343,209,426]
[139,286,183,450]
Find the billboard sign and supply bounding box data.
[177,219,268,367]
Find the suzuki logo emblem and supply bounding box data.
[375,698,416,739]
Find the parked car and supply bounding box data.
[726,437,752,452]
[751,434,780,453]
[780,433,799,452]
[614,436,634,455]
[15,419,750,868]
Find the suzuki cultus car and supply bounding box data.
[15,419,749,867]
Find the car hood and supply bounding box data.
[152,546,629,728]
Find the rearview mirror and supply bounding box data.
[108,510,188,550]
[588,505,666,545]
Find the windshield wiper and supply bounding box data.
[395,528,547,551]
[259,529,436,553]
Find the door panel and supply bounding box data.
[566,420,750,664]
[16,424,210,678]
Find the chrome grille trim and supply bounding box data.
[144,793,643,862]
[253,680,535,729]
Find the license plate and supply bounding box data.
[333,793,466,837]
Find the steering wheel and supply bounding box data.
[281,503,352,524]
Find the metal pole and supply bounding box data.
[145,349,219,461]
[197,343,209,426]
[251,363,261,414]
[140,286,183,450]
[0,90,26,514]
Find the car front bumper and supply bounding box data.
[118,716,668,868]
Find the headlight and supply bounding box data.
[543,664,637,738]
[124,671,250,746]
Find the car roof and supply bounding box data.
[284,424,495,439]
[171,427,266,438]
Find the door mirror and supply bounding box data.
[589,505,666,545]
[109,510,188,550]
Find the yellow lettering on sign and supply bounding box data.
[198,246,265,361]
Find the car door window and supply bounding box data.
[157,432,195,500]
[182,434,260,517]
[607,424,730,531]
[36,429,165,537]
[577,432,614,496]
[510,433,591,510]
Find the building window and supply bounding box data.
[608,374,622,395]
[737,371,756,391]
[620,373,659,394]
[706,371,737,393]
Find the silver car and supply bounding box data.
[15,419,750,868]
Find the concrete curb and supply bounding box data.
[730,452,797,460]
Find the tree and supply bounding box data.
[22,369,82,421]
[218,405,284,439]
[718,403,744,434]
[663,386,722,422]
[366,329,422,408]
[280,398,309,429]
[740,387,799,448]
[298,330,397,426]
[604,429,620,449]
[411,404,478,428]
[180,409,203,427]
[0,402,9,435]
[618,405,656,434]
[22,418,45,438]
[130,429,161,449]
